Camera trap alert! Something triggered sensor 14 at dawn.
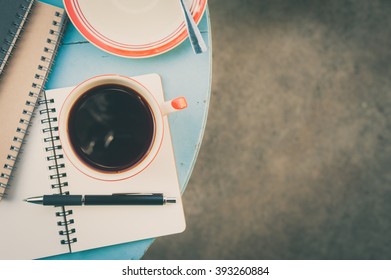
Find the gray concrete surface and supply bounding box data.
[143,0,391,259]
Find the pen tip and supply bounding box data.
[23,196,43,204]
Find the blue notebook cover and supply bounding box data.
[0,0,35,75]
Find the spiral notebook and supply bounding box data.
[0,1,67,200]
[0,74,186,259]
[0,0,35,76]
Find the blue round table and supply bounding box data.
[40,0,211,260]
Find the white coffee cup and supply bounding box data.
[58,74,187,181]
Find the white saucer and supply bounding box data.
[64,0,207,57]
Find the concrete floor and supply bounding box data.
[143,0,391,259]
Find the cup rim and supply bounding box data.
[58,74,164,181]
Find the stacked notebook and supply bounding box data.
[0,0,67,199]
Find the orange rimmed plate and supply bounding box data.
[63,0,207,58]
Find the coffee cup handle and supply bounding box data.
[161,97,188,116]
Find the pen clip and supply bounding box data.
[112,193,161,196]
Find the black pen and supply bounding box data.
[24,193,176,206]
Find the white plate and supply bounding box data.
[64,0,207,57]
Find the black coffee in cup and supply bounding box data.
[67,84,155,172]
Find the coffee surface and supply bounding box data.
[67,84,154,172]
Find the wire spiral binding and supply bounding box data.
[39,9,73,245]
[0,0,36,76]
[0,7,68,200]
[39,94,77,246]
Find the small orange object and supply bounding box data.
[171,97,188,110]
